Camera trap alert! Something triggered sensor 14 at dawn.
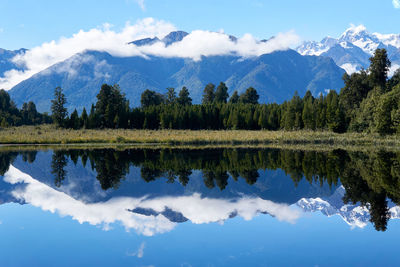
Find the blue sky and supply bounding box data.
[0,0,399,50]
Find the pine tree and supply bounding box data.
[375,95,395,135]
[302,91,315,130]
[229,91,239,103]
[202,83,215,104]
[165,87,177,104]
[69,109,80,129]
[240,87,259,104]
[81,108,88,128]
[369,48,391,91]
[214,82,229,103]
[51,87,68,127]
[177,87,192,105]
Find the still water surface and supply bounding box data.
[0,148,399,266]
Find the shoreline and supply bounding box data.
[0,125,399,150]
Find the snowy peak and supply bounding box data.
[129,31,189,47]
[339,25,380,55]
[161,31,189,46]
[297,186,400,229]
[296,25,400,74]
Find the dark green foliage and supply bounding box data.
[368,48,391,91]
[240,87,259,104]
[229,91,239,104]
[141,89,164,108]
[51,151,68,188]
[326,91,345,133]
[302,91,315,130]
[0,89,50,127]
[389,69,400,88]
[177,87,192,106]
[51,87,68,127]
[95,84,129,128]
[202,83,215,104]
[68,109,80,130]
[165,87,177,105]
[340,70,372,125]
[214,82,229,103]
[80,108,88,128]
[282,91,303,130]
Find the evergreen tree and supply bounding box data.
[69,109,80,129]
[202,83,215,104]
[51,87,68,127]
[214,82,229,103]
[80,108,88,128]
[315,94,326,130]
[369,48,391,91]
[165,87,177,104]
[375,95,395,135]
[141,89,164,108]
[177,87,192,105]
[326,90,345,133]
[388,69,400,91]
[240,87,259,104]
[95,84,128,128]
[229,91,239,104]
[302,91,315,130]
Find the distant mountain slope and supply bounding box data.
[0,48,27,78]
[9,49,344,112]
[297,25,400,73]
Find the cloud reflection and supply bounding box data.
[4,165,301,236]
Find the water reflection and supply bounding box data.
[1,148,400,233]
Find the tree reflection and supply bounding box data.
[2,147,400,231]
[51,151,68,188]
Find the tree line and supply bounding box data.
[0,90,51,127]
[1,48,399,135]
[49,48,399,135]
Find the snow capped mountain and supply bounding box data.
[297,186,400,229]
[297,25,400,74]
[128,30,189,47]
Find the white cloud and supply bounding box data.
[126,0,146,10]
[127,242,146,258]
[0,28,3,33]
[0,18,176,90]
[393,0,400,8]
[0,18,299,90]
[136,0,146,11]
[4,165,302,236]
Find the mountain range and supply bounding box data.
[1,25,400,112]
[296,25,400,74]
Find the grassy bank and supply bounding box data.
[0,124,399,148]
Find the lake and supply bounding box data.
[0,147,399,266]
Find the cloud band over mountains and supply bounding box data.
[0,18,300,90]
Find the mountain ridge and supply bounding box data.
[297,25,400,74]
[8,49,344,112]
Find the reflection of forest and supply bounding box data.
[1,148,400,231]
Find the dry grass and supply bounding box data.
[0,124,399,149]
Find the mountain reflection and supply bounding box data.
[0,148,400,232]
